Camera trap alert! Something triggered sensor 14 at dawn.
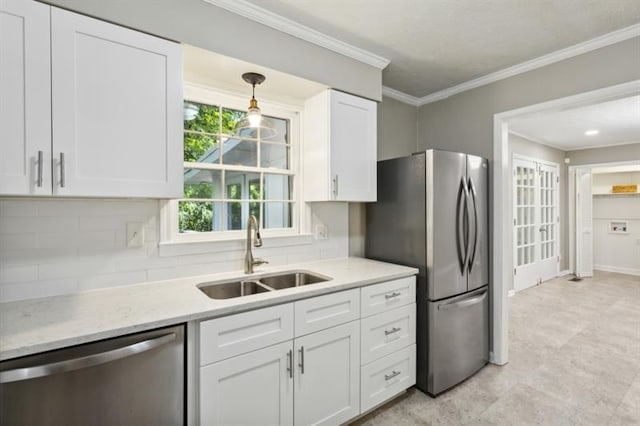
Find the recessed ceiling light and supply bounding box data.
[585,129,599,136]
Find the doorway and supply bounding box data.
[491,79,640,365]
[513,156,560,291]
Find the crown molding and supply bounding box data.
[203,0,390,70]
[417,24,640,106]
[381,86,421,106]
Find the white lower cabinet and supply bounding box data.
[200,341,294,426]
[361,345,416,411]
[294,321,360,426]
[198,276,416,425]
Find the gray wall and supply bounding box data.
[377,96,418,160]
[41,0,382,101]
[416,37,640,158]
[509,134,569,276]
[567,142,640,165]
[350,95,418,256]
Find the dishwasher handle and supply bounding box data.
[0,333,176,384]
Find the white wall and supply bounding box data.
[0,199,348,302]
[592,172,640,275]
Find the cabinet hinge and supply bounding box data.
[514,218,516,226]
[556,176,559,183]
[514,268,516,276]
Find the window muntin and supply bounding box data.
[176,97,296,238]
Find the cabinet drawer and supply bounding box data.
[200,303,293,365]
[361,344,416,413]
[360,276,416,318]
[294,289,360,337]
[361,303,416,365]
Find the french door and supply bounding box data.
[513,157,559,292]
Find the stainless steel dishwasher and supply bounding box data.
[0,324,185,425]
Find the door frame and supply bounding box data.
[491,79,639,365]
[512,154,560,292]
[568,160,639,276]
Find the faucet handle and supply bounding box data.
[253,258,269,266]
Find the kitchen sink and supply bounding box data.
[258,271,330,290]
[198,270,332,299]
[198,280,272,299]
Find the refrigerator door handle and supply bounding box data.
[467,177,479,272]
[438,288,488,311]
[456,177,469,274]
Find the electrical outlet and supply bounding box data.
[315,224,329,240]
[126,222,144,247]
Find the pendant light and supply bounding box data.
[234,72,277,139]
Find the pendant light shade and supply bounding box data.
[234,72,277,139]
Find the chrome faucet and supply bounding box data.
[245,215,268,273]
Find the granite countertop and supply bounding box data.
[0,257,418,361]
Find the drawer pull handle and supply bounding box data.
[59,152,66,188]
[37,151,43,187]
[385,292,401,300]
[384,327,401,336]
[385,370,401,381]
[298,346,304,374]
[287,349,293,379]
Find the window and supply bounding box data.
[165,87,299,242]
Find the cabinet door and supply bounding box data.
[330,90,376,202]
[200,341,294,426]
[0,0,51,195]
[295,321,360,426]
[50,8,183,198]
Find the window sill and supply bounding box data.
[158,234,314,257]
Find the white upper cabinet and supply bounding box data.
[0,1,183,198]
[0,0,51,196]
[50,8,182,197]
[303,89,377,202]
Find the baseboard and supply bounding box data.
[558,269,571,277]
[593,264,640,276]
[508,290,516,298]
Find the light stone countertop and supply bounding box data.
[0,257,418,361]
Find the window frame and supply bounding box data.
[162,83,302,243]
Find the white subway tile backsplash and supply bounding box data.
[0,200,38,217]
[0,279,79,302]
[0,199,347,302]
[0,265,38,283]
[38,258,115,280]
[0,248,78,266]
[0,234,38,250]
[78,270,148,292]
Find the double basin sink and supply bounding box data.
[198,270,331,300]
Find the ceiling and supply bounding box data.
[508,95,640,150]
[243,0,640,98]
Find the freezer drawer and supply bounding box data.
[427,286,488,396]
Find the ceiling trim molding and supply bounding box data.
[564,139,640,152]
[508,130,566,151]
[381,86,421,106]
[416,24,640,106]
[203,0,391,70]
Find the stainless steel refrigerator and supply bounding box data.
[366,149,489,396]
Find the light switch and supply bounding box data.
[127,222,144,247]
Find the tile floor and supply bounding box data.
[352,270,640,425]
